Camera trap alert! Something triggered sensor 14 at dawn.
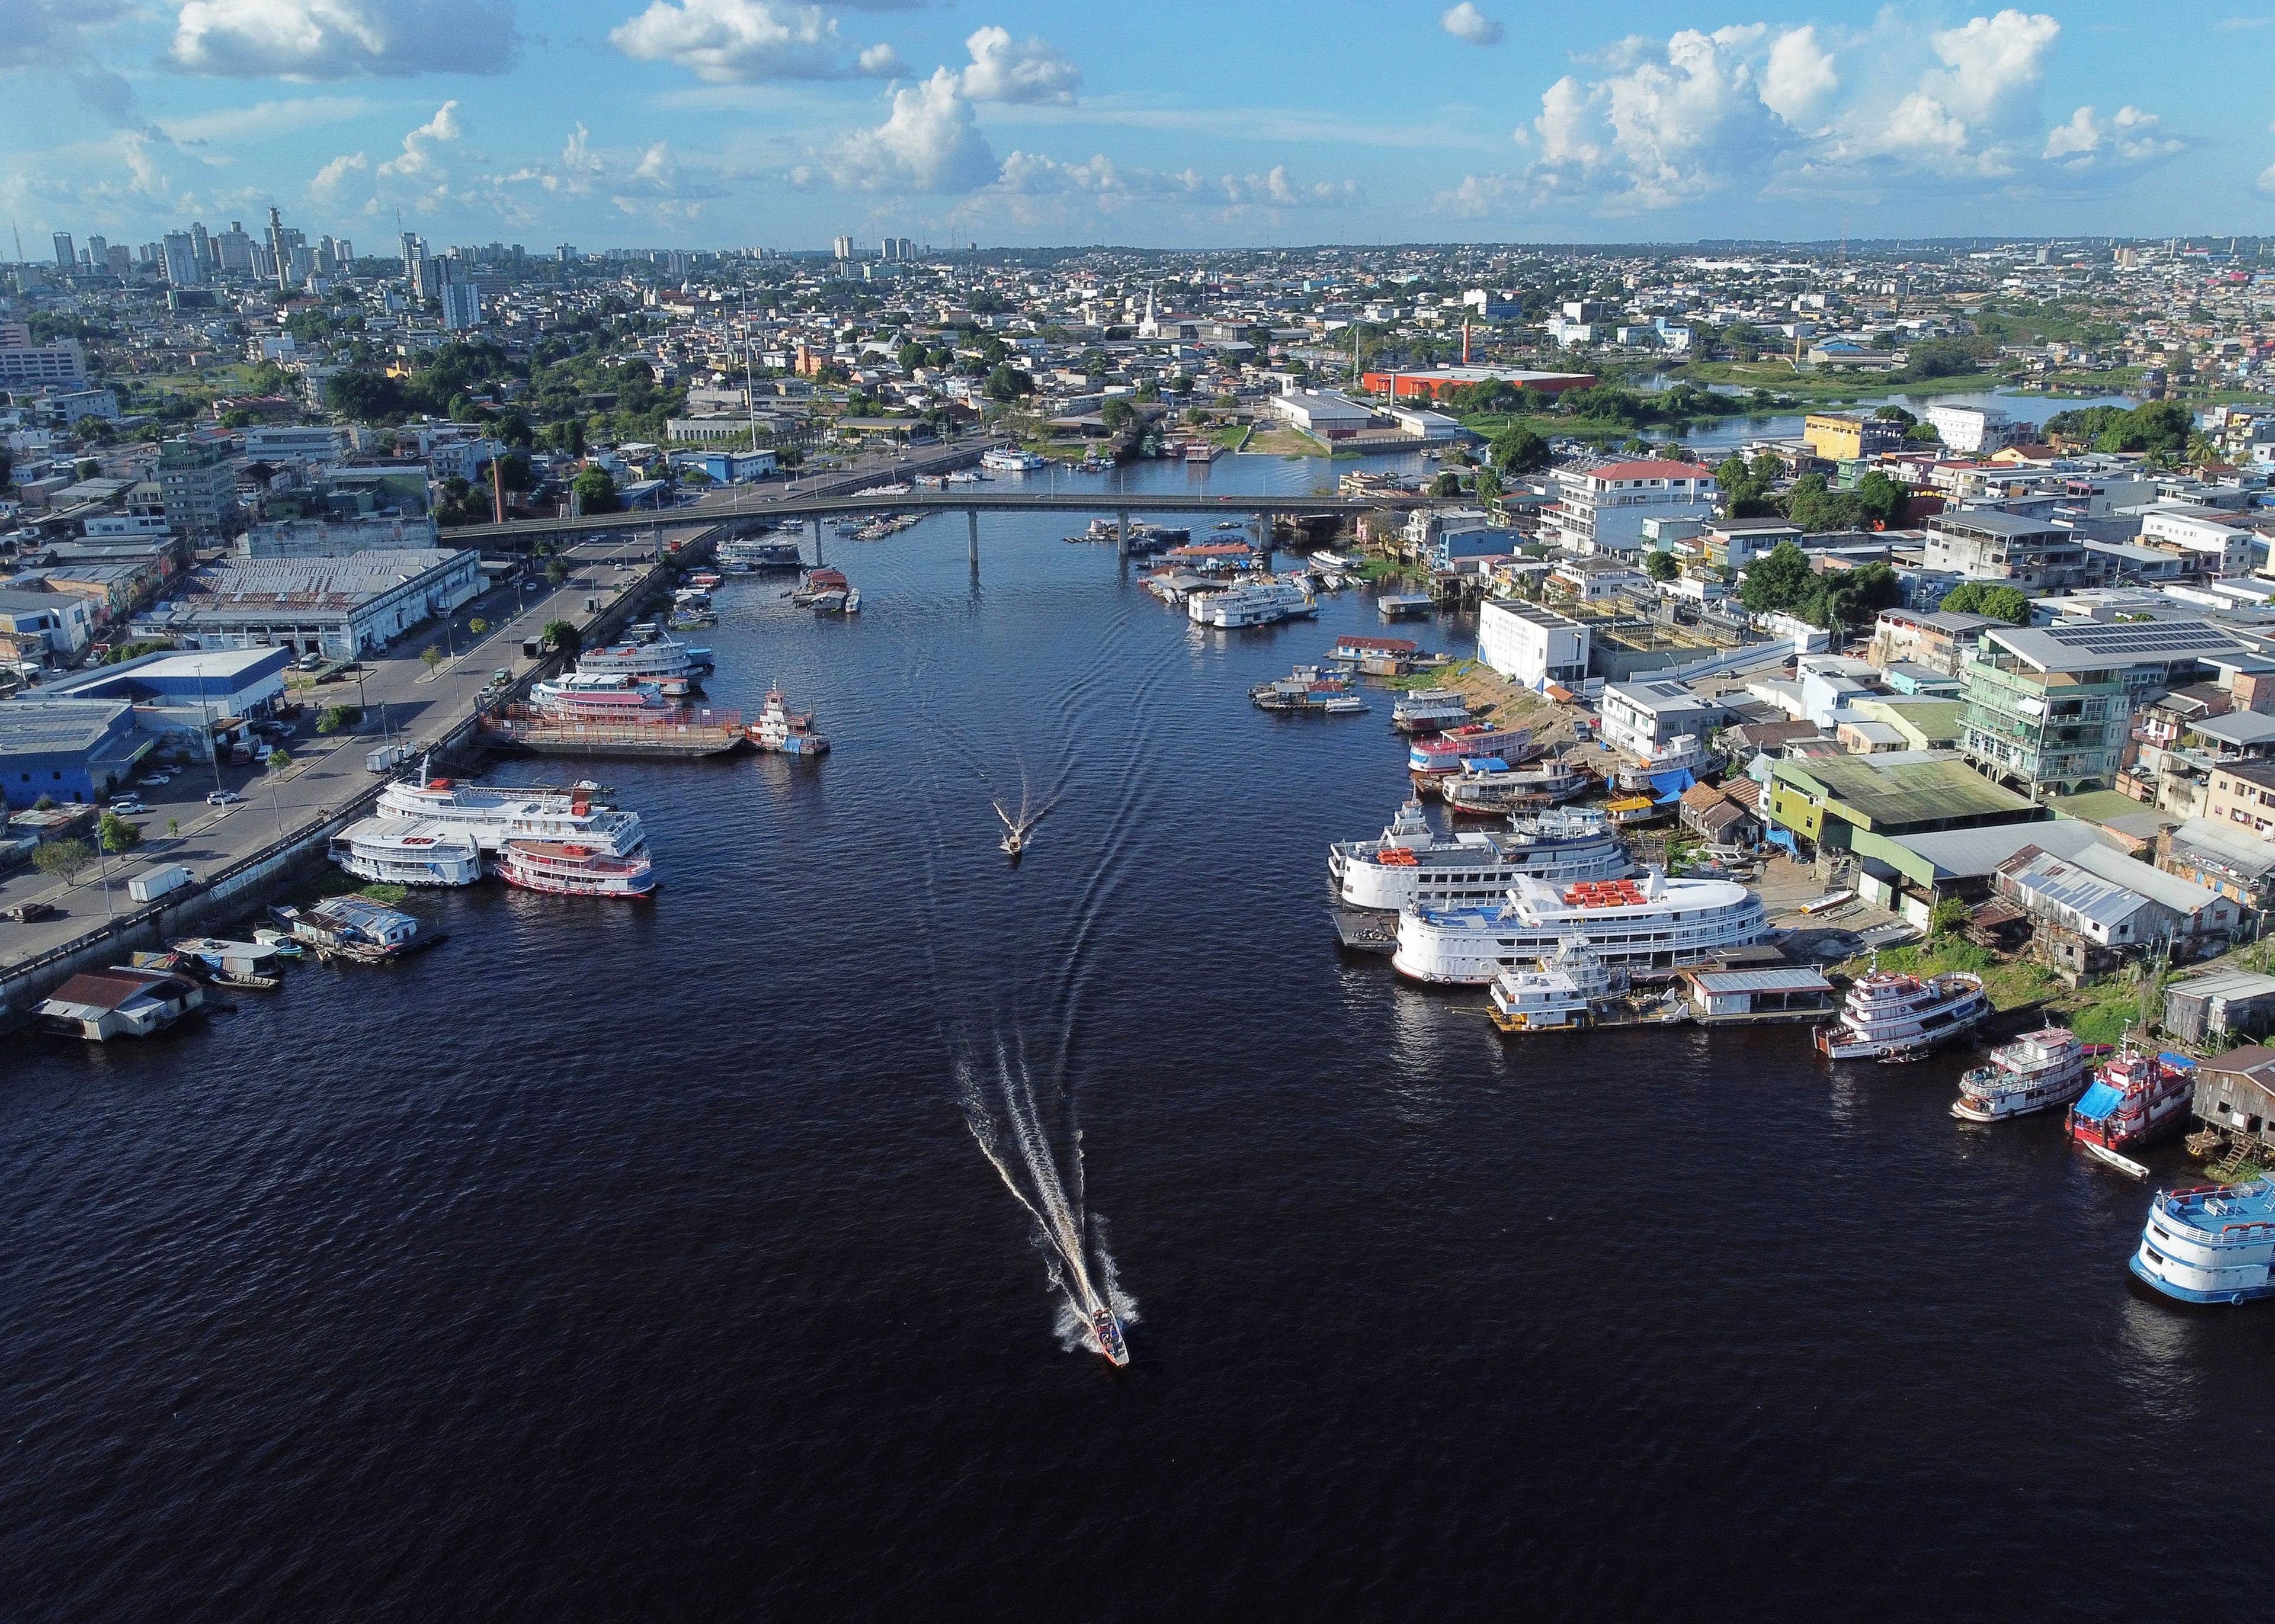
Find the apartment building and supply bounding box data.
[1542,459,1717,557]
[2207,760,2275,840]
[1923,510,2089,590]
[1959,625,2138,795]
[157,434,239,539]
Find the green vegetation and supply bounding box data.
[2042,399,2200,460]
[356,882,409,905]
[32,838,94,884]
[98,811,143,855]
[1739,540,1904,631]
[1841,936,2056,1013]
[542,620,581,656]
[1643,550,1679,583]
[1489,425,1550,473]
[104,640,173,665]
[571,466,621,515]
[1938,582,2034,624]
[315,704,366,735]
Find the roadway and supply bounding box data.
[0,537,671,977]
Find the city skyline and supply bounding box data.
[4,3,2275,252]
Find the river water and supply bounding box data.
[7,447,2272,1622]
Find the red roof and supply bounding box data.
[1584,460,1712,481]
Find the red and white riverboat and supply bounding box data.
[495,839,656,898]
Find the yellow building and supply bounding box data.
[1803,412,1905,463]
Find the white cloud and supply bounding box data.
[2045,103,2184,165]
[377,100,460,180]
[0,1,130,72]
[2259,161,2275,198]
[1445,11,2184,218]
[1441,4,1502,47]
[958,25,1079,104]
[609,0,898,82]
[310,150,370,203]
[828,68,997,192]
[1760,26,1836,129]
[171,0,517,79]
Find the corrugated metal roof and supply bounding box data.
[1687,968,1835,993]
[2166,970,2275,1004]
[1895,819,2104,880]
[0,698,133,754]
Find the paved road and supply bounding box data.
[0,538,678,976]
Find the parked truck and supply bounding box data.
[127,864,194,904]
[365,742,415,774]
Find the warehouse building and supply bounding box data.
[130,549,481,659]
[0,699,146,808]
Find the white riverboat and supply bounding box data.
[377,770,649,859]
[1393,870,1768,986]
[717,534,804,571]
[1814,962,1989,1061]
[1330,801,1633,913]
[2132,1176,2275,1305]
[1614,734,1725,793]
[328,816,483,887]
[1486,934,1621,1032]
[1953,1027,2091,1122]
[495,839,656,898]
[1392,689,1475,735]
[1187,577,1317,629]
[576,634,712,682]
[530,672,675,722]
[980,447,1049,472]
[1442,756,1592,814]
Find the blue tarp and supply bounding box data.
[2159,1052,2197,1071]
[1767,828,1799,853]
[2072,1081,2123,1122]
[1650,768,1696,804]
[1468,757,1510,773]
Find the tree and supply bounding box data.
[468,618,488,636]
[98,811,142,855]
[316,704,364,734]
[543,620,581,656]
[1491,426,1550,473]
[572,466,621,515]
[1873,405,1918,425]
[1430,471,1462,498]
[1100,397,1138,432]
[1739,540,1816,617]
[1473,467,1502,505]
[1939,582,2034,624]
[982,364,1034,402]
[1930,896,1972,939]
[322,368,408,423]
[33,838,94,884]
[421,646,444,672]
[545,555,571,587]
[266,747,291,772]
[1644,550,1680,583]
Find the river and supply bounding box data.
[5,447,2268,1622]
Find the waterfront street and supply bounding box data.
[0,533,699,975]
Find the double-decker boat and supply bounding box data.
[2069,1045,2198,1155]
[748,685,830,756]
[1392,689,1476,735]
[1614,734,1724,793]
[577,634,712,682]
[495,839,656,898]
[1329,801,1632,913]
[2132,1177,2275,1304]
[530,672,676,722]
[1442,755,1591,814]
[1952,1027,2091,1121]
[1487,933,1620,1032]
[1409,723,1535,785]
[378,770,649,859]
[981,447,1049,472]
[1393,870,1767,986]
[1187,577,1316,628]
[718,534,804,571]
[328,816,483,887]
[1814,960,1989,1061]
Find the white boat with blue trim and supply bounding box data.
[2133,1177,2275,1304]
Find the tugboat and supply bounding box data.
[1090,1304,1130,1366]
[2069,1039,2197,1161]
[1952,1027,2091,1121]
[1815,955,1991,1061]
[748,686,829,756]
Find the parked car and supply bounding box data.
[4,900,59,922]
[139,772,172,787]
[110,797,148,815]
[206,790,242,806]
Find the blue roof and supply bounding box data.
[2072,1081,2123,1122]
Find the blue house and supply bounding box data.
[0,699,146,808]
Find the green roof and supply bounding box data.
[1777,753,2035,831]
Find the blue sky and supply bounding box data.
[4,2,2273,252]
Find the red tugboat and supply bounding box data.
[2068,1038,2197,1166]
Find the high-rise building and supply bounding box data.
[833,235,854,261]
[105,245,132,278]
[191,222,213,271]
[158,434,240,539]
[86,235,108,268]
[161,233,204,288]
[52,232,72,269]
[214,222,254,273]
[335,238,353,265]
[266,207,293,291]
[440,278,481,331]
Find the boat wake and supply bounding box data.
[957,1044,1137,1360]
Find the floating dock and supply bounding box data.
[1331,907,1399,955]
[480,710,748,759]
[1377,593,1436,620]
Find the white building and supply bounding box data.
[1927,403,2019,454]
[244,425,349,464]
[133,548,482,658]
[440,281,481,332]
[0,333,88,390]
[1600,679,1728,756]
[1542,458,1718,557]
[2139,505,2252,577]
[1479,599,1590,689]
[1265,389,1375,438]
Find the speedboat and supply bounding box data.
[1090,1306,1130,1366]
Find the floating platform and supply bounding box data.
[1330,907,1399,955]
[480,713,748,759]
[1377,593,1436,620]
